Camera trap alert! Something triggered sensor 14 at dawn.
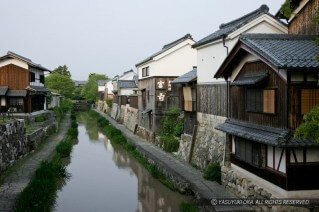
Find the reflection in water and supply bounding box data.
[54,112,191,212]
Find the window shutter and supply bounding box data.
[30,72,35,82]
[263,89,275,113]
[301,89,319,114]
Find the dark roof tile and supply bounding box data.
[118,80,137,88]
[192,5,282,48]
[171,69,197,84]
[0,86,8,96]
[216,119,319,147]
[136,34,193,67]
[240,33,319,69]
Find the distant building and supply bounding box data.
[135,34,197,136]
[112,70,138,105]
[0,51,51,113]
[74,80,87,87]
[98,80,107,101]
[48,92,62,108]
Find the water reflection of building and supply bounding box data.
[111,143,190,212]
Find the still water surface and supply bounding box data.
[54,112,191,212]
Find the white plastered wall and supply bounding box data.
[197,14,288,84]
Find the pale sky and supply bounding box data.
[1,0,284,80]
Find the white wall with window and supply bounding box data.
[29,67,45,87]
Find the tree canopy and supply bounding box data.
[294,106,319,143]
[45,73,75,98]
[81,73,107,103]
[52,65,72,78]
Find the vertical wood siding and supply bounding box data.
[197,84,227,117]
[230,62,287,129]
[289,0,319,34]
[0,64,29,89]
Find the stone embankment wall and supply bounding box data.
[191,113,226,169]
[97,100,111,114]
[27,122,57,150]
[123,106,138,133]
[110,103,121,120]
[176,112,226,169]
[136,126,155,142]
[0,120,29,173]
[98,102,139,134]
[176,134,193,162]
[222,166,310,212]
[0,117,57,175]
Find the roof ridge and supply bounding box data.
[162,34,193,50]
[219,4,269,29]
[240,33,318,40]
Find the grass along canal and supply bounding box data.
[54,112,194,212]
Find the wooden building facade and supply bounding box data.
[215,33,319,191]
[170,69,197,135]
[0,52,50,113]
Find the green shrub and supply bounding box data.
[106,99,112,108]
[97,117,109,127]
[15,160,66,212]
[61,98,73,113]
[147,164,160,179]
[71,113,76,120]
[160,106,184,137]
[35,114,47,122]
[104,125,121,138]
[71,120,78,128]
[56,140,73,157]
[67,127,78,139]
[112,135,127,144]
[203,163,221,184]
[162,136,179,153]
[124,142,136,152]
[179,202,200,212]
[51,106,63,121]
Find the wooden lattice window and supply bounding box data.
[263,89,275,114]
[246,88,275,114]
[246,89,263,112]
[301,89,319,114]
[235,137,262,167]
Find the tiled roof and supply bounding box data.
[74,80,87,86]
[171,69,197,84]
[6,90,27,97]
[27,86,50,93]
[136,34,193,67]
[231,72,268,86]
[118,80,137,88]
[98,80,107,86]
[0,51,51,72]
[0,86,8,96]
[241,33,319,69]
[216,119,319,147]
[192,5,283,48]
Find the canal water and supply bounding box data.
[54,112,191,212]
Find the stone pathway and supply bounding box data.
[94,109,251,212]
[0,115,70,212]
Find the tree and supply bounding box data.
[52,65,72,78]
[72,86,84,100]
[280,0,293,19]
[81,73,107,103]
[45,73,75,98]
[294,106,319,143]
